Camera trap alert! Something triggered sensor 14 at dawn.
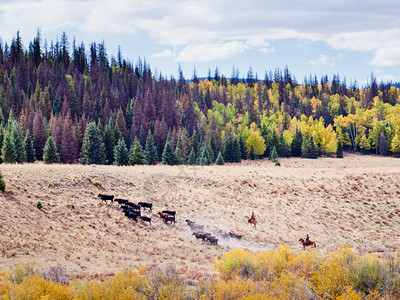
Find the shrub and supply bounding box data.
[35,201,43,210]
[275,160,281,166]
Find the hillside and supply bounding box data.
[0,154,399,279]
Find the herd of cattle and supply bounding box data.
[97,193,243,246]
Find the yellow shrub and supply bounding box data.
[212,276,266,300]
[311,246,358,298]
[13,275,74,300]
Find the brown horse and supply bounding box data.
[245,216,257,228]
[299,238,316,249]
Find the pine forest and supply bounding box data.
[1,31,400,166]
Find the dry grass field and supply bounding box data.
[0,153,399,280]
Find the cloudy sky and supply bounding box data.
[0,0,399,84]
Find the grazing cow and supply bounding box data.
[140,216,152,225]
[192,232,207,241]
[124,211,138,222]
[98,194,114,203]
[206,236,218,245]
[229,232,243,240]
[126,202,141,210]
[163,215,175,225]
[123,207,141,216]
[162,210,176,216]
[114,198,129,205]
[138,202,152,211]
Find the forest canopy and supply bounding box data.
[0,31,400,165]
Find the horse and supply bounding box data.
[299,238,317,249]
[245,216,257,228]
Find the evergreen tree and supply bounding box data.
[198,145,212,165]
[249,146,255,160]
[215,151,224,165]
[80,122,106,164]
[144,130,158,165]
[291,127,303,157]
[188,147,197,165]
[162,134,176,165]
[301,136,318,159]
[239,135,247,159]
[1,130,16,163]
[24,129,36,162]
[11,121,26,163]
[129,138,147,165]
[174,132,186,164]
[113,138,129,166]
[103,120,116,164]
[43,136,60,164]
[336,139,343,158]
[0,170,5,191]
[269,145,278,162]
[232,136,241,163]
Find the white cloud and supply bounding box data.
[309,55,335,67]
[152,49,174,59]
[176,41,247,62]
[0,0,399,67]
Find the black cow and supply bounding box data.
[140,216,152,225]
[115,198,129,205]
[162,210,176,216]
[206,236,218,245]
[163,215,175,225]
[138,202,152,211]
[192,232,207,241]
[122,207,141,216]
[98,194,114,203]
[124,211,139,222]
[229,232,243,240]
[126,202,141,210]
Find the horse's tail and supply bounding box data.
[314,242,317,248]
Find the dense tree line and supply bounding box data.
[0,31,400,165]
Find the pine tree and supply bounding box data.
[174,133,186,164]
[198,145,211,165]
[269,145,278,162]
[249,146,255,160]
[144,130,158,165]
[43,136,60,164]
[162,134,176,165]
[291,127,303,157]
[103,120,116,164]
[129,138,147,165]
[113,138,129,166]
[1,130,16,163]
[24,129,36,162]
[239,135,247,159]
[301,136,318,159]
[215,151,224,165]
[188,147,197,165]
[32,110,48,160]
[80,122,106,164]
[0,170,5,191]
[11,121,26,163]
[336,139,343,158]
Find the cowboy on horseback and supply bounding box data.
[249,212,256,223]
[305,234,310,244]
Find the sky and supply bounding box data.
[0,0,399,85]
